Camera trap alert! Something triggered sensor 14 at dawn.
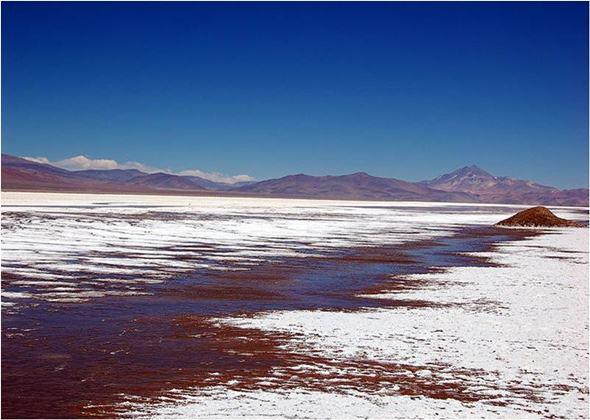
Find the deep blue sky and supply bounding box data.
[2,2,588,187]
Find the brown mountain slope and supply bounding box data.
[2,154,588,206]
[1,155,207,193]
[125,173,208,191]
[234,172,477,202]
[1,154,112,191]
[74,169,147,182]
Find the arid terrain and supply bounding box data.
[3,154,588,206]
[1,192,588,418]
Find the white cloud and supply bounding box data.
[22,156,51,165]
[55,155,119,170]
[22,155,254,185]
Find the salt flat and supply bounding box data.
[177,228,586,419]
[3,191,563,306]
[1,192,588,418]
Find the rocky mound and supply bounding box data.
[496,206,582,227]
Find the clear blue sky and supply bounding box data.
[2,2,588,187]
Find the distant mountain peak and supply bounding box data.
[452,165,493,177]
[419,164,586,205]
[429,165,494,185]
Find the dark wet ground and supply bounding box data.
[1,225,537,418]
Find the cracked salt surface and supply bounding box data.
[126,228,589,418]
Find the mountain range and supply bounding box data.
[1,154,588,206]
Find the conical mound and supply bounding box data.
[496,206,582,227]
